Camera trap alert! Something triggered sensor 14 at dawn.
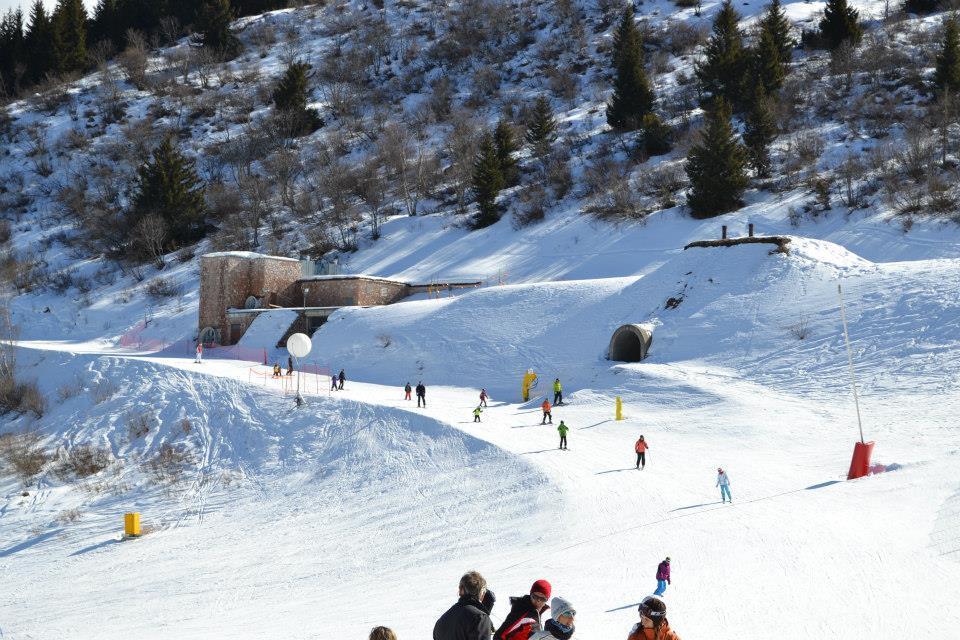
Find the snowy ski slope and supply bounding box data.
[2,236,959,638]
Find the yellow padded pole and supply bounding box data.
[616,396,623,421]
[124,512,141,537]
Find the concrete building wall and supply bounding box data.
[298,277,410,307]
[199,253,302,344]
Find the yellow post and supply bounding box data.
[615,396,623,421]
[521,370,538,402]
[124,512,141,537]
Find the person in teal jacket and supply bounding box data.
[557,421,568,449]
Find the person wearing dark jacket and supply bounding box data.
[338,369,346,390]
[287,356,294,376]
[416,381,427,407]
[434,571,496,640]
[494,579,552,640]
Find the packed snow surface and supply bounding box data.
[2,237,959,639]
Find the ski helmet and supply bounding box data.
[639,595,667,622]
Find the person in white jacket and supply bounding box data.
[716,467,732,503]
[529,596,576,640]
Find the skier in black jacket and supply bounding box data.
[434,571,496,640]
[416,381,427,407]
[494,580,551,640]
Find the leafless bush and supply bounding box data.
[0,373,46,418]
[788,315,811,340]
[55,508,83,524]
[126,410,155,440]
[0,431,49,481]
[57,378,84,402]
[792,132,825,170]
[145,277,182,300]
[146,443,194,484]
[641,163,686,210]
[54,445,112,479]
[376,334,393,348]
[545,145,573,199]
[91,379,118,404]
[513,183,550,228]
[179,418,193,435]
[119,29,149,90]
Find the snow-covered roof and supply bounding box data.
[201,251,300,262]
[296,274,409,285]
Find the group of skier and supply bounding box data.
[421,571,682,640]
[403,381,428,407]
[330,369,346,390]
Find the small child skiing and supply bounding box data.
[654,557,671,596]
[404,382,412,400]
[635,435,648,470]
[553,378,563,405]
[480,388,488,407]
[541,399,553,424]
[716,468,732,503]
[557,420,568,450]
[272,363,282,378]
[195,343,203,364]
[331,373,338,391]
[473,406,483,422]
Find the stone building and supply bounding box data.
[199,252,480,346]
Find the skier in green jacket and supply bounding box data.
[473,406,483,423]
[557,421,568,450]
[553,378,563,405]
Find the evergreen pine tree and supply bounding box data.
[89,0,121,50]
[0,9,24,96]
[696,0,747,109]
[642,113,673,156]
[23,1,52,85]
[742,85,777,177]
[195,0,240,58]
[526,95,557,152]
[758,0,794,64]
[749,28,785,96]
[934,16,960,95]
[53,0,87,73]
[685,97,749,218]
[819,0,862,50]
[472,133,505,229]
[132,138,207,248]
[606,6,655,131]
[272,61,322,137]
[493,120,520,186]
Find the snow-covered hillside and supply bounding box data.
[2,0,960,638]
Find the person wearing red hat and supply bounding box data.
[494,579,552,640]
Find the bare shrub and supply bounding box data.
[0,376,46,418]
[376,334,392,348]
[119,30,149,90]
[57,378,84,402]
[145,277,182,300]
[513,183,550,228]
[146,443,194,484]
[179,418,192,435]
[788,315,811,340]
[55,508,83,524]
[126,410,155,440]
[92,379,118,404]
[0,431,49,481]
[54,445,112,479]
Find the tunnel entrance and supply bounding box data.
[608,324,653,362]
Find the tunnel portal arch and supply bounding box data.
[608,324,653,362]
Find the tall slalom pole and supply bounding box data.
[838,282,874,479]
[837,283,865,444]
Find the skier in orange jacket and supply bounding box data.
[635,435,649,470]
[541,399,552,424]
